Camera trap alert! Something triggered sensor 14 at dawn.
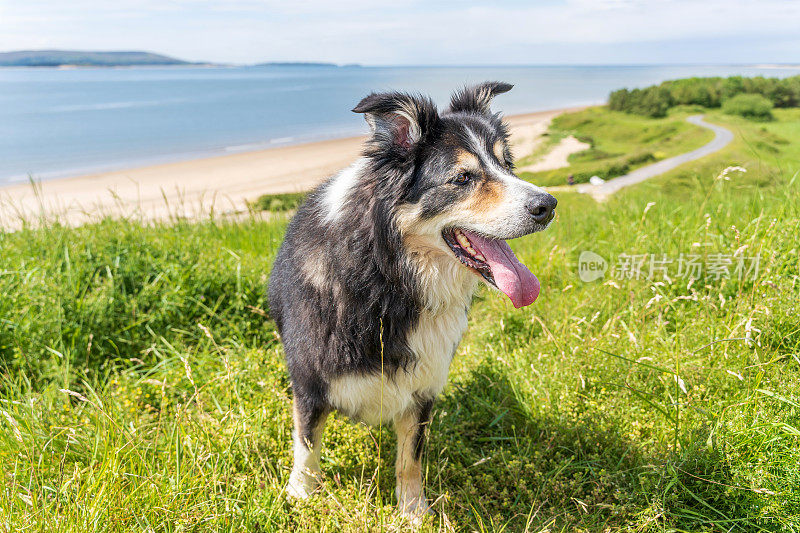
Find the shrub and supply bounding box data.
[569,152,656,184]
[608,88,631,113]
[252,191,307,212]
[722,94,774,121]
[665,77,722,107]
[627,151,657,165]
[635,86,672,118]
[610,86,671,118]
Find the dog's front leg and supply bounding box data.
[394,399,434,516]
[287,398,329,499]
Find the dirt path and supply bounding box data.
[517,135,591,173]
[558,115,733,201]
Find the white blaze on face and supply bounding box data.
[398,122,554,309]
[396,124,546,308]
[461,126,549,238]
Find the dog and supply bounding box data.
[268,81,557,516]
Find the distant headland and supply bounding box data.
[0,50,202,67]
[0,50,361,68]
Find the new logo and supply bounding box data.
[578,251,607,282]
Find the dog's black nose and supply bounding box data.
[527,193,557,224]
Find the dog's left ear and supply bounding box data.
[353,92,438,151]
[448,81,513,115]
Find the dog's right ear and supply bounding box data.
[448,81,513,115]
[353,92,438,152]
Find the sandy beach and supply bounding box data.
[0,107,583,229]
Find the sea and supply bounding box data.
[1,64,798,185]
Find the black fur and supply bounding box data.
[449,81,513,115]
[413,399,434,460]
[268,114,427,418]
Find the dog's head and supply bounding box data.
[353,82,557,308]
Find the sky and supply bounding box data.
[1,0,799,66]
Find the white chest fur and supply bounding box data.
[327,226,479,425]
[328,303,469,425]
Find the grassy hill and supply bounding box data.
[1,106,799,530]
[517,106,716,186]
[0,50,193,67]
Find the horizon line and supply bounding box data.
[2,50,800,69]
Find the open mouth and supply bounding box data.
[442,228,540,308]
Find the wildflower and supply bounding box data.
[180,355,196,389]
[726,370,744,381]
[1,410,23,443]
[645,293,663,309]
[60,389,90,403]
[745,317,761,348]
[716,166,747,181]
[731,225,741,246]
[198,323,214,340]
[674,375,688,394]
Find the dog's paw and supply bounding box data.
[286,470,317,500]
[398,495,434,519]
[399,499,434,529]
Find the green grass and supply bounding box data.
[1,107,800,531]
[520,106,715,186]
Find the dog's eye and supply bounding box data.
[453,172,472,185]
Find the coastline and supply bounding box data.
[0,106,585,229]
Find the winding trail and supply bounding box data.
[555,115,733,200]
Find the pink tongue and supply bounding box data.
[464,231,540,308]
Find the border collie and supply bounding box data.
[268,82,557,516]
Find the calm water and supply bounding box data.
[1,65,798,184]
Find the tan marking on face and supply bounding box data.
[493,140,506,163]
[465,178,506,214]
[455,149,481,171]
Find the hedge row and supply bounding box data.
[609,75,800,118]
